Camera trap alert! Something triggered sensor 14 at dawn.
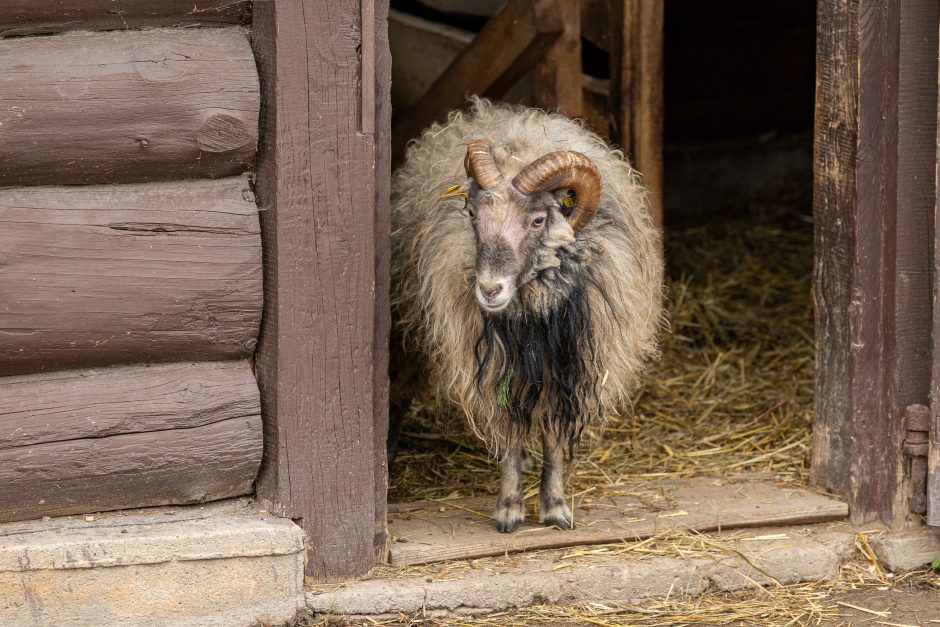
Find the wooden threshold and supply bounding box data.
[387,476,847,566]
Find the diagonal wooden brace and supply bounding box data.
[392,0,564,162]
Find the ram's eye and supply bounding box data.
[531,216,546,228]
[467,207,475,219]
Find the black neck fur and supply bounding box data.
[474,274,598,450]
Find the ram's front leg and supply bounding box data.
[494,437,525,532]
[539,428,573,529]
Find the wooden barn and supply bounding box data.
[1,0,939,623]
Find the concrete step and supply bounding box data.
[0,499,304,627]
[307,524,857,620]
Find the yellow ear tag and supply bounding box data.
[441,184,467,199]
[562,193,575,208]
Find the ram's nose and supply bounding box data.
[478,281,504,300]
[475,278,514,311]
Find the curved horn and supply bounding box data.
[512,151,602,231]
[464,140,503,190]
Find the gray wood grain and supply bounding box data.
[0,28,258,186]
[0,177,261,375]
[0,0,250,37]
[0,361,262,523]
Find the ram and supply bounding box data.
[391,99,664,532]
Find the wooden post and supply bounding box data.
[812,0,937,527]
[251,0,390,581]
[617,0,664,227]
[532,0,583,118]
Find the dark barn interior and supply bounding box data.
[387,0,818,506]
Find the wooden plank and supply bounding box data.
[387,478,848,566]
[389,10,473,112]
[617,0,664,227]
[392,0,564,162]
[0,177,261,376]
[374,0,394,563]
[0,28,258,186]
[0,0,250,37]
[0,361,262,523]
[811,0,861,524]
[532,0,583,117]
[896,0,938,521]
[251,0,384,581]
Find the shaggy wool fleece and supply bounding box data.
[391,99,664,454]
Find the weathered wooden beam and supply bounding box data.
[927,5,940,527]
[0,361,262,523]
[251,0,387,581]
[0,177,262,376]
[389,9,473,112]
[532,0,583,117]
[392,0,564,162]
[811,0,934,528]
[896,0,938,522]
[616,0,664,227]
[0,28,258,186]
[0,1,250,37]
[415,0,503,17]
[373,0,394,564]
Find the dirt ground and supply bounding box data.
[820,587,940,626]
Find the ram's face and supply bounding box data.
[462,140,602,313]
[466,186,566,312]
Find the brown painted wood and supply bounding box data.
[251,0,386,581]
[0,361,262,523]
[0,177,261,376]
[392,0,564,162]
[0,361,259,449]
[0,28,258,186]
[532,0,583,117]
[0,0,250,37]
[897,0,938,522]
[374,0,394,564]
[929,9,940,527]
[616,0,663,227]
[387,478,848,566]
[810,0,932,527]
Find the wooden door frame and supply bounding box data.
[250,0,391,581]
[812,0,938,527]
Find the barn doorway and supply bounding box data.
[383,0,838,567]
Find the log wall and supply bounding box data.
[0,28,259,186]
[0,11,264,524]
[0,1,250,37]
[0,177,262,375]
[0,362,262,522]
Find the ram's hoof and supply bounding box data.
[494,497,525,533]
[539,497,573,530]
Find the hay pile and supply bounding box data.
[389,202,815,503]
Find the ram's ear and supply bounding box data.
[551,188,577,217]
